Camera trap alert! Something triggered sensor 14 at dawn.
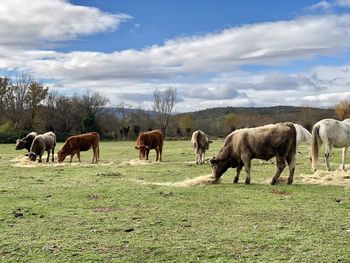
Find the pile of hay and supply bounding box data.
[130,174,217,187]
[119,159,153,166]
[301,170,350,187]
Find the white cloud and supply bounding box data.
[336,0,350,7]
[1,1,350,111]
[308,1,332,10]
[0,0,131,49]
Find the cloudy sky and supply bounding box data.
[1,0,350,112]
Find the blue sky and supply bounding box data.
[1,0,350,112]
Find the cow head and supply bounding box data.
[57,150,66,163]
[15,139,26,150]
[210,156,235,182]
[28,152,37,162]
[206,140,213,150]
[135,145,149,159]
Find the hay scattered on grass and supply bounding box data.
[130,174,217,187]
[11,155,113,167]
[301,169,350,187]
[119,159,154,166]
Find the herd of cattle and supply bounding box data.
[14,118,350,185]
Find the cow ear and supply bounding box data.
[210,157,218,164]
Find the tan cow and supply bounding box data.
[210,122,296,185]
[191,130,212,164]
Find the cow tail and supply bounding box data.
[288,122,297,164]
[311,125,320,172]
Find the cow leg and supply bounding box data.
[201,151,205,164]
[324,144,332,171]
[342,147,348,171]
[39,155,42,163]
[242,157,251,184]
[70,154,74,163]
[146,149,149,160]
[233,166,243,184]
[77,152,81,163]
[271,157,287,185]
[286,153,296,185]
[155,147,159,161]
[52,148,55,162]
[92,146,96,163]
[46,150,50,162]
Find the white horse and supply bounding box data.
[294,123,311,158]
[311,118,350,171]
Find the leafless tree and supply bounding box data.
[153,87,177,135]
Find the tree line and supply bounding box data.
[1,74,349,143]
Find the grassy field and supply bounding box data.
[0,140,349,262]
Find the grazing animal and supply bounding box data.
[57,132,100,163]
[135,129,164,161]
[15,132,38,152]
[176,128,183,138]
[28,131,56,162]
[191,130,212,164]
[311,118,350,171]
[210,122,297,185]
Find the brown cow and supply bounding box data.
[57,132,100,163]
[191,130,212,164]
[135,129,164,161]
[210,122,296,185]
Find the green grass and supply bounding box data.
[0,140,349,262]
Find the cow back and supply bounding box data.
[136,129,164,149]
[61,132,100,154]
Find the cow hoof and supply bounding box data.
[245,180,251,185]
[271,180,277,185]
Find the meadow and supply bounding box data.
[0,140,349,262]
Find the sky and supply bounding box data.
[1,0,350,112]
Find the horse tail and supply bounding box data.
[311,124,320,172]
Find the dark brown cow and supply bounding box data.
[57,132,100,163]
[135,129,164,161]
[210,122,296,185]
[15,132,38,152]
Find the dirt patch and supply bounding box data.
[130,174,217,187]
[301,170,350,187]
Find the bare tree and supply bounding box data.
[153,87,177,135]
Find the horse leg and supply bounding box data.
[271,157,286,185]
[233,165,243,184]
[324,144,332,171]
[342,147,348,171]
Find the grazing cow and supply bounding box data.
[191,130,212,164]
[58,132,100,163]
[135,129,164,161]
[15,132,38,152]
[210,122,296,185]
[28,131,56,163]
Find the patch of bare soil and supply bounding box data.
[301,169,350,187]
